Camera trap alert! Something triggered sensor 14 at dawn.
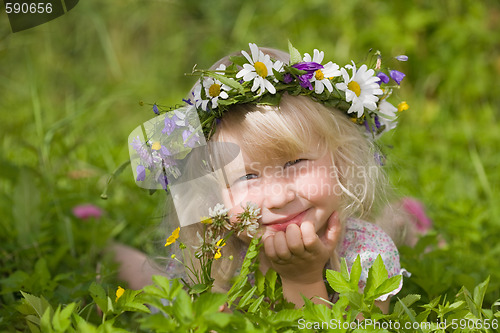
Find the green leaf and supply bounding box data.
[462,286,480,318]
[349,255,362,290]
[20,291,52,319]
[369,275,401,302]
[345,292,363,310]
[172,289,194,323]
[88,283,108,314]
[288,40,302,64]
[227,276,248,306]
[397,297,424,333]
[303,297,332,323]
[229,55,248,67]
[151,275,183,300]
[26,320,41,333]
[363,255,388,298]
[257,93,282,106]
[203,312,232,328]
[193,292,227,316]
[248,295,265,313]
[189,283,210,295]
[210,72,245,94]
[40,307,54,333]
[116,289,150,314]
[473,276,490,310]
[340,257,350,282]
[51,303,75,332]
[326,269,352,293]
[394,294,421,316]
[265,269,278,300]
[139,313,178,331]
[237,285,257,309]
[273,68,284,82]
[268,309,303,325]
[254,269,265,295]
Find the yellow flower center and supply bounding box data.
[208,83,221,97]
[398,101,409,112]
[151,141,161,150]
[315,69,324,80]
[348,81,361,97]
[254,61,268,77]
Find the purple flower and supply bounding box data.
[72,204,103,220]
[159,146,171,158]
[364,119,372,134]
[292,62,323,72]
[283,73,294,84]
[136,165,146,181]
[364,116,382,134]
[395,55,408,62]
[157,174,169,191]
[374,152,386,166]
[153,104,159,115]
[182,98,193,105]
[376,72,390,84]
[131,137,154,167]
[298,73,314,90]
[292,62,324,90]
[162,115,178,135]
[182,129,200,148]
[390,70,406,85]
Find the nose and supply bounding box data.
[261,177,296,210]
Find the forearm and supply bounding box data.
[281,278,329,308]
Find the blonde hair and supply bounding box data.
[166,47,392,292]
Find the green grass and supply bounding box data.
[1,0,499,330]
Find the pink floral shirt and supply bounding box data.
[338,218,407,300]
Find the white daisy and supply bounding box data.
[236,43,277,95]
[193,65,230,111]
[336,61,383,118]
[376,100,398,134]
[303,49,341,94]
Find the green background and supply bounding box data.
[1,0,499,328]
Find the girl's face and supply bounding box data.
[222,143,342,243]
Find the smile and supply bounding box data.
[264,209,309,232]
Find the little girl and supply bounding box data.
[126,42,414,312]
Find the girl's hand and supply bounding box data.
[262,211,340,285]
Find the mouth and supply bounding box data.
[264,209,309,232]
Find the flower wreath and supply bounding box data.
[129,42,408,195]
[154,42,408,140]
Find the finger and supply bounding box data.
[273,231,292,260]
[321,211,341,251]
[285,223,305,255]
[263,234,278,260]
[301,221,321,252]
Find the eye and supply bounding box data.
[236,174,258,182]
[284,159,305,168]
